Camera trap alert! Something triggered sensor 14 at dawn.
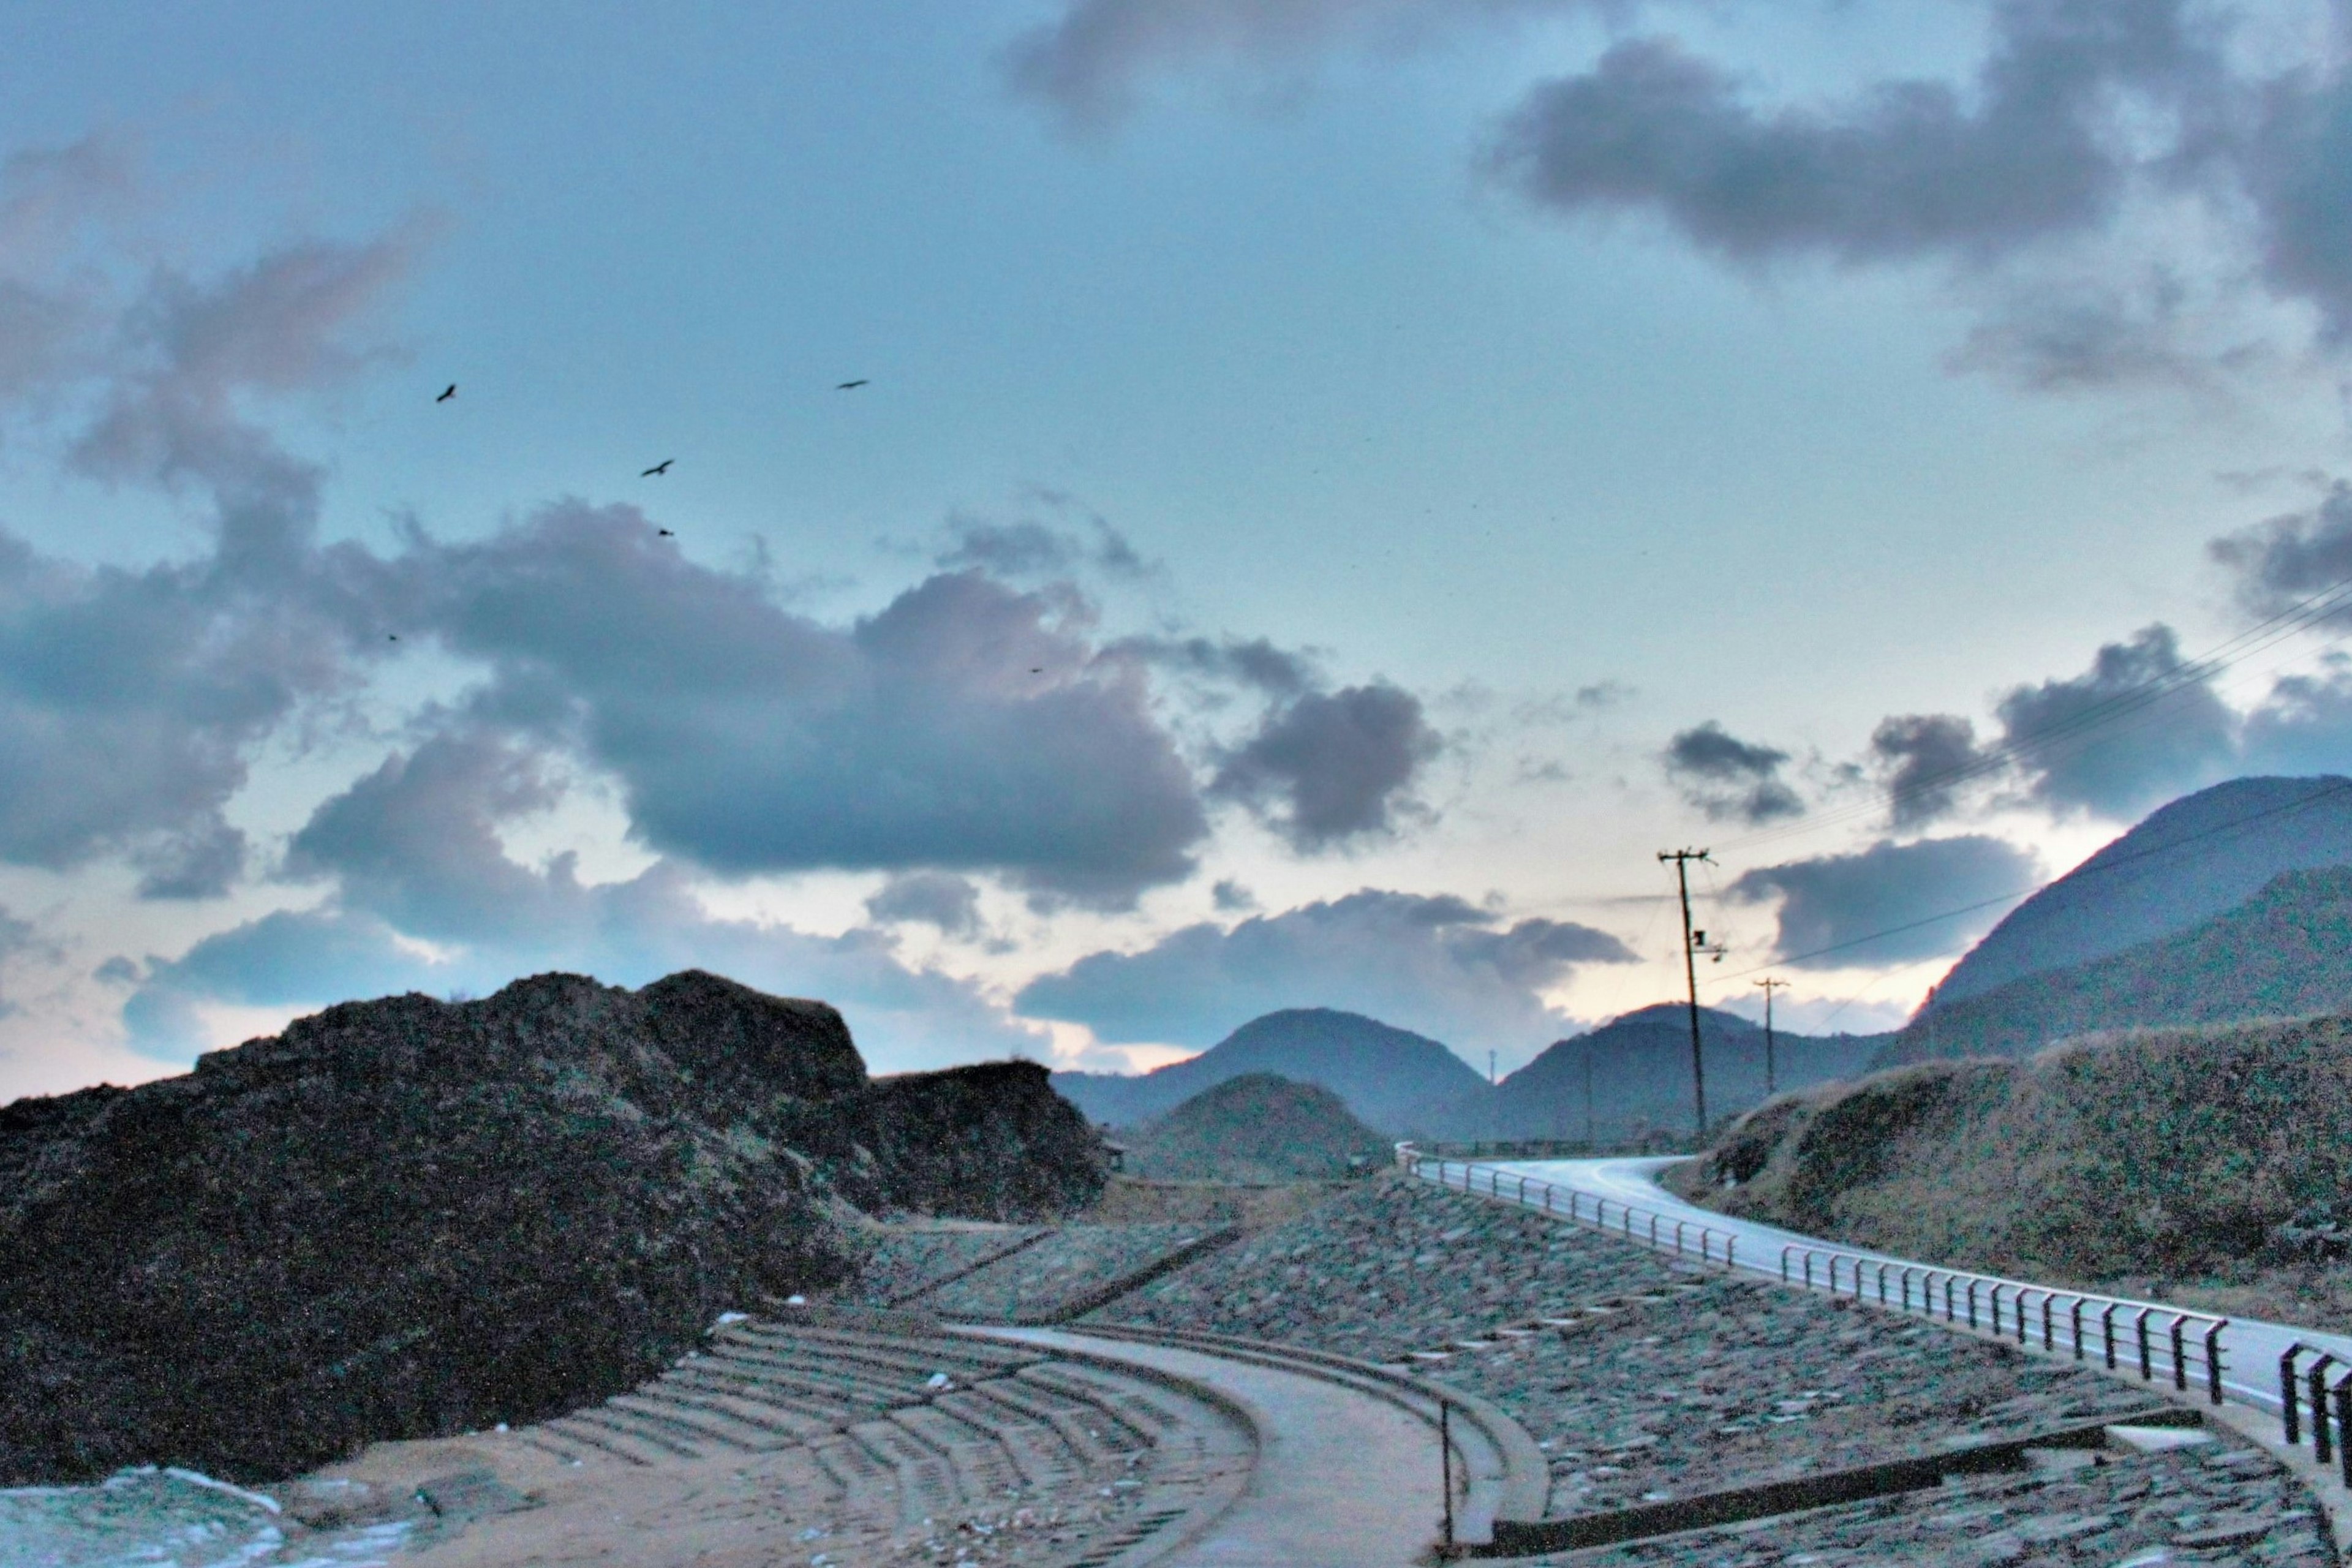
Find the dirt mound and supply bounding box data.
[1125,1072,1387,1182]
[0,970,1107,1486]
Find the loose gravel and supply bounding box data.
[1439,1280,2167,1515]
[924,1224,1213,1322]
[1522,1437,2330,1566]
[1089,1175,1684,1362]
[844,1227,1048,1307]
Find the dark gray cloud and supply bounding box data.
[1992,623,2237,818]
[1211,681,1442,849]
[1869,713,1991,829]
[1663,720,1803,824]
[1005,0,1594,131]
[1485,2,2221,268]
[127,741,1049,1071]
[2209,481,2352,618]
[1211,877,1258,911]
[1119,633,1318,698]
[2237,665,2352,778]
[1016,886,1634,1050]
[1730,835,2040,969]
[0,170,415,894]
[284,732,577,945]
[865,871,986,938]
[396,508,1209,906]
[936,504,1154,582]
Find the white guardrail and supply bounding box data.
[1395,1144,2231,1412]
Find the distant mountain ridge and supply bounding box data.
[1432,1004,1885,1142]
[1057,1003,1882,1141]
[1928,774,2352,1009]
[1885,865,2352,1063]
[1052,1008,1488,1134]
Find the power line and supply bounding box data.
[1710,567,2352,859]
[1706,775,2352,987]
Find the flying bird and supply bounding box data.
[835,379,868,391]
[641,459,673,477]
[658,527,674,537]
[387,634,399,642]
[435,385,456,402]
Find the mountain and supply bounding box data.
[1883,865,2352,1063]
[1928,774,2352,1009]
[1052,1008,1490,1134]
[1123,1072,1389,1182]
[1433,1003,1885,1142]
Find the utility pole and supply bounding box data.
[1659,848,1714,1141]
[1754,977,1788,1098]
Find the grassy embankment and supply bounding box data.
[1668,1014,2352,1331]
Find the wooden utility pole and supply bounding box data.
[1754,977,1788,1098]
[1659,848,1713,1140]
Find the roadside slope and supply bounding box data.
[1672,1016,2352,1328]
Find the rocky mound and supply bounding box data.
[1125,1072,1387,1181]
[0,970,1107,1487]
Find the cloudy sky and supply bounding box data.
[7,0,2352,1099]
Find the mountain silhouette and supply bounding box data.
[1052,1008,1488,1135]
[1928,774,2352,1009]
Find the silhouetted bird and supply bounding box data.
[435,385,456,402]
[388,634,399,642]
[835,379,869,390]
[641,460,673,477]
[658,528,674,537]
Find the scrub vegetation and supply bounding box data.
[1675,1014,2352,1330]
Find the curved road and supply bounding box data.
[1431,1155,2352,1422]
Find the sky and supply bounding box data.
[8,0,2352,1099]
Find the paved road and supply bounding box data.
[1425,1155,2352,1422]
[969,1326,1449,1568]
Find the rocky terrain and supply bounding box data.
[1078,1172,2329,1562]
[1090,1173,1688,1363]
[0,970,1109,1487]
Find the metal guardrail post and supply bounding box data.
[2334,1370,2352,1488]
[1725,1237,1735,1268]
[2101,1303,2121,1370]
[1781,1245,1796,1282]
[2016,1289,2032,1346]
[2135,1307,2154,1381]
[2285,1344,2309,1445]
[1877,1261,1891,1306]
[2071,1298,2086,1360]
[2040,1293,2054,1351]
[2316,1355,2339,1464]
[1965,1279,1980,1330]
[2169,1314,2188,1392]
[2205,1319,2227,1407]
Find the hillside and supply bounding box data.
[1883,865,2352,1063]
[0,970,1107,1485]
[1123,1072,1389,1182]
[1052,1008,1488,1134]
[1928,774,2352,1008]
[1675,1014,2352,1328]
[1431,1005,1885,1144]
